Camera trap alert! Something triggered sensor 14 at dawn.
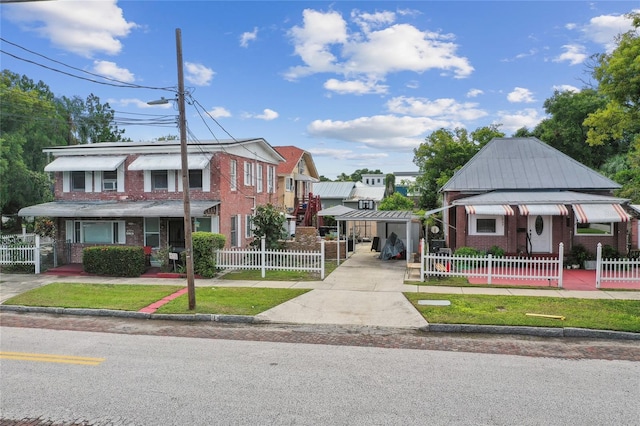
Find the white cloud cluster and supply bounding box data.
[3,0,136,57]
[184,62,215,86]
[93,60,134,83]
[307,147,389,161]
[207,107,231,119]
[552,84,580,93]
[286,8,473,95]
[494,109,542,132]
[582,10,639,52]
[507,87,535,103]
[244,109,279,121]
[240,27,258,48]
[553,44,587,65]
[387,96,488,121]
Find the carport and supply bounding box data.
[330,210,418,266]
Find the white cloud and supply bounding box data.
[208,107,231,118]
[285,8,473,83]
[307,147,388,161]
[507,87,535,103]
[466,89,484,98]
[93,60,134,83]
[324,78,388,95]
[307,115,451,151]
[3,0,136,57]
[184,62,215,86]
[552,84,580,93]
[582,11,638,52]
[248,109,279,121]
[386,96,488,121]
[494,108,543,132]
[240,27,258,48]
[553,44,587,65]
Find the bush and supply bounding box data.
[192,232,225,278]
[453,246,483,257]
[602,244,619,259]
[487,245,505,257]
[83,246,146,277]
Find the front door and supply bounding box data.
[528,215,552,253]
[168,219,185,250]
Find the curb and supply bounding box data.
[2,304,638,340]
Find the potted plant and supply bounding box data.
[583,251,597,270]
[570,244,590,269]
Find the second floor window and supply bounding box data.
[230,159,237,191]
[102,170,117,192]
[256,164,263,193]
[267,166,275,193]
[189,170,203,190]
[151,170,168,190]
[71,171,86,192]
[285,177,294,191]
[244,161,253,186]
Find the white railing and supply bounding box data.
[596,243,640,288]
[216,237,325,279]
[0,234,41,274]
[420,239,563,287]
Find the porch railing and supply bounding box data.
[216,237,325,279]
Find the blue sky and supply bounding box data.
[1,1,638,179]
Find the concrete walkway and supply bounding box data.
[1,243,639,330]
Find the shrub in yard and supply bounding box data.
[487,245,505,257]
[83,246,145,277]
[192,232,225,278]
[453,246,483,257]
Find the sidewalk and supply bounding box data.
[1,243,639,331]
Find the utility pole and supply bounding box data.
[176,28,196,310]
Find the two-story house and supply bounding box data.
[19,138,284,264]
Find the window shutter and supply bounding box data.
[63,171,70,193]
[85,171,92,193]
[144,170,151,192]
[117,166,125,192]
[94,172,102,193]
[169,170,177,192]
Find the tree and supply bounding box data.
[335,172,352,182]
[60,93,130,144]
[250,204,287,249]
[583,12,640,201]
[350,168,382,183]
[533,89,613,169]
[384,173,395,198]
[378,192,414,211]
[413,126,505,209]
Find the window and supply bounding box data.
[298,161,305,174]
[71,171,85,192]
[144,218,160,248]
[194,217,211,233]
[230,215,238,247]
[244,161,253,186]
[358,200,374,210]
[576,222,613,236]
[267,166,275,193]
[230,159,237,191]
[469,215,504,235]
[256,164,263,193]
[102,170,117,191]
[189,170,203,190]
[245,215,254,238]
[66,220,126,244]
[151,170,168,190]
[285,177,294,191]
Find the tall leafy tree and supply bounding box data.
[250,204,287,249]
[349,168,382,182]
[413,125,504,209]
[60,93,130,144]
[533,89,613,169]
[378,192,414,211]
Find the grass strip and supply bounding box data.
[156,287,310,315]
[404,292,640,332]
[219,262,338,281]
[4,283,184,311]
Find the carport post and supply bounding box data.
[405,221,411,267]
[336,221,341,266]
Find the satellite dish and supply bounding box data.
[430,225,440,234]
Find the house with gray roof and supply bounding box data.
[437,137,632,257]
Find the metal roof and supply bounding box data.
[18,200,220,218]
[441,137,621,192]
[313,181,355,199]
[334,210,416,222]
[317,205,355,216]
[451,191,629,205]
[345,184,386,201]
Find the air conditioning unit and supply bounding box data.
[103,180,117,191]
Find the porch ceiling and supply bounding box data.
[18,200,221,218]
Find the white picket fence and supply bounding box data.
[216,237,325,279]
[596,243,640,288]
[421,240,564,287]
[0,233,41,274]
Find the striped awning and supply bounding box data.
[518,204,569,216]
[573,204,630,223]
[465,205,514,216]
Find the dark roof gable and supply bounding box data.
[441,137,620,192]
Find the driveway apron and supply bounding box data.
[255,244,429,328]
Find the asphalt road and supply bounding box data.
[1,314,639,425]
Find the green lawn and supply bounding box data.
[404,292,640,333]
[219,261,338,281]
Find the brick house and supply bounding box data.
[435,137,632,258]
[19,138,284,264]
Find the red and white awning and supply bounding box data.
[518,204,569,216]
[465,205,514,216]
[573,204,630,223]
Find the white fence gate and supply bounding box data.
[0,233,41,274]
[421,239,563,287]
[216,237,325,279]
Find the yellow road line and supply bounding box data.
[0,351,105,366]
